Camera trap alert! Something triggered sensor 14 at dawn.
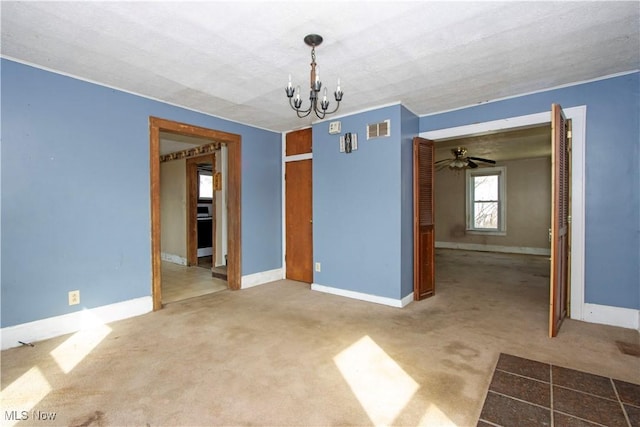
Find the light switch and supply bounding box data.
[329,121,341,134]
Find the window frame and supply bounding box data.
[465,166,506,235]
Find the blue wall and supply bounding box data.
[313,104,408,300]
[420,73,640,310]
[3,58,636,329]
[1,59,282,327]
[400,106,418,298]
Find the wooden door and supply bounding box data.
[285,159,313,282]
[549,104,570,337]
[413,137,435,300]
[285,128,313,283]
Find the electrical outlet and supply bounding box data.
[315,262,321,272]
[68,290,80,306]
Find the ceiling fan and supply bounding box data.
[435,147,496,170]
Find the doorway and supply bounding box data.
[418,106,586,333]
[150,117,241,311]
[185,154,215,270]
[430,126,553,331]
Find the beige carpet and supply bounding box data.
[2,250,638,426]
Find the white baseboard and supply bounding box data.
[1,296,153,350]
[241,268,284,289]
[161,252,187,265]
[197,247,212,257]
[401,292,415,307]
[582,303,640,330]
[435,241,551,256]
[311,283,410,308]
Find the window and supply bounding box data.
[198,171,213,200]
[466,167,506,234]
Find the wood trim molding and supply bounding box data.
[150,117,242,311]
[150,124,162,311]
[161,142,219,162]
[226,136,242,290]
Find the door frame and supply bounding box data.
[419,106,586,321]
[150,117,242,311]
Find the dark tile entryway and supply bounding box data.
[478,353,640,427]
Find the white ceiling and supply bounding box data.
[434,124,551,163]
[2,2,638,133]
[159,132,211,156]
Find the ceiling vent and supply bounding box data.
[367,120,390,140]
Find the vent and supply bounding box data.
[366,120,390,140]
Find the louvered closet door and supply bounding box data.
[413,137,435,300]
[549,104,570,337]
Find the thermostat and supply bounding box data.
[329,121,341,134]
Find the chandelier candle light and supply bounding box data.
[286,34,343,119]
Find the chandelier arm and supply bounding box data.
[289,97,313,117]
[320,100,341,115]
[289,98,311,112]
[297,109,313,119]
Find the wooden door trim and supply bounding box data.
[150,117,241,311]
[186,153,215,267]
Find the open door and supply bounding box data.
[413,137,435,300]
[549,104,571,337]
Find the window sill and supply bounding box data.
[466,230,506,236]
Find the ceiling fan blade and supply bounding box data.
[435,158,454,164]
[468,156,496,164]
[467,159,479,168]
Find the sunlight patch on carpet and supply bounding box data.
[0,366,52,426]
[334,335,419,425]
[418,403,457,426]
[50,310,112,374]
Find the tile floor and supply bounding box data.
[161,261,227,304]
[478,353,640,427]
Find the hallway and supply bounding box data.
[161,261,227,304]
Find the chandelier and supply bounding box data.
[285,34,343,119]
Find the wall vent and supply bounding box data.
[366,120,390,139]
